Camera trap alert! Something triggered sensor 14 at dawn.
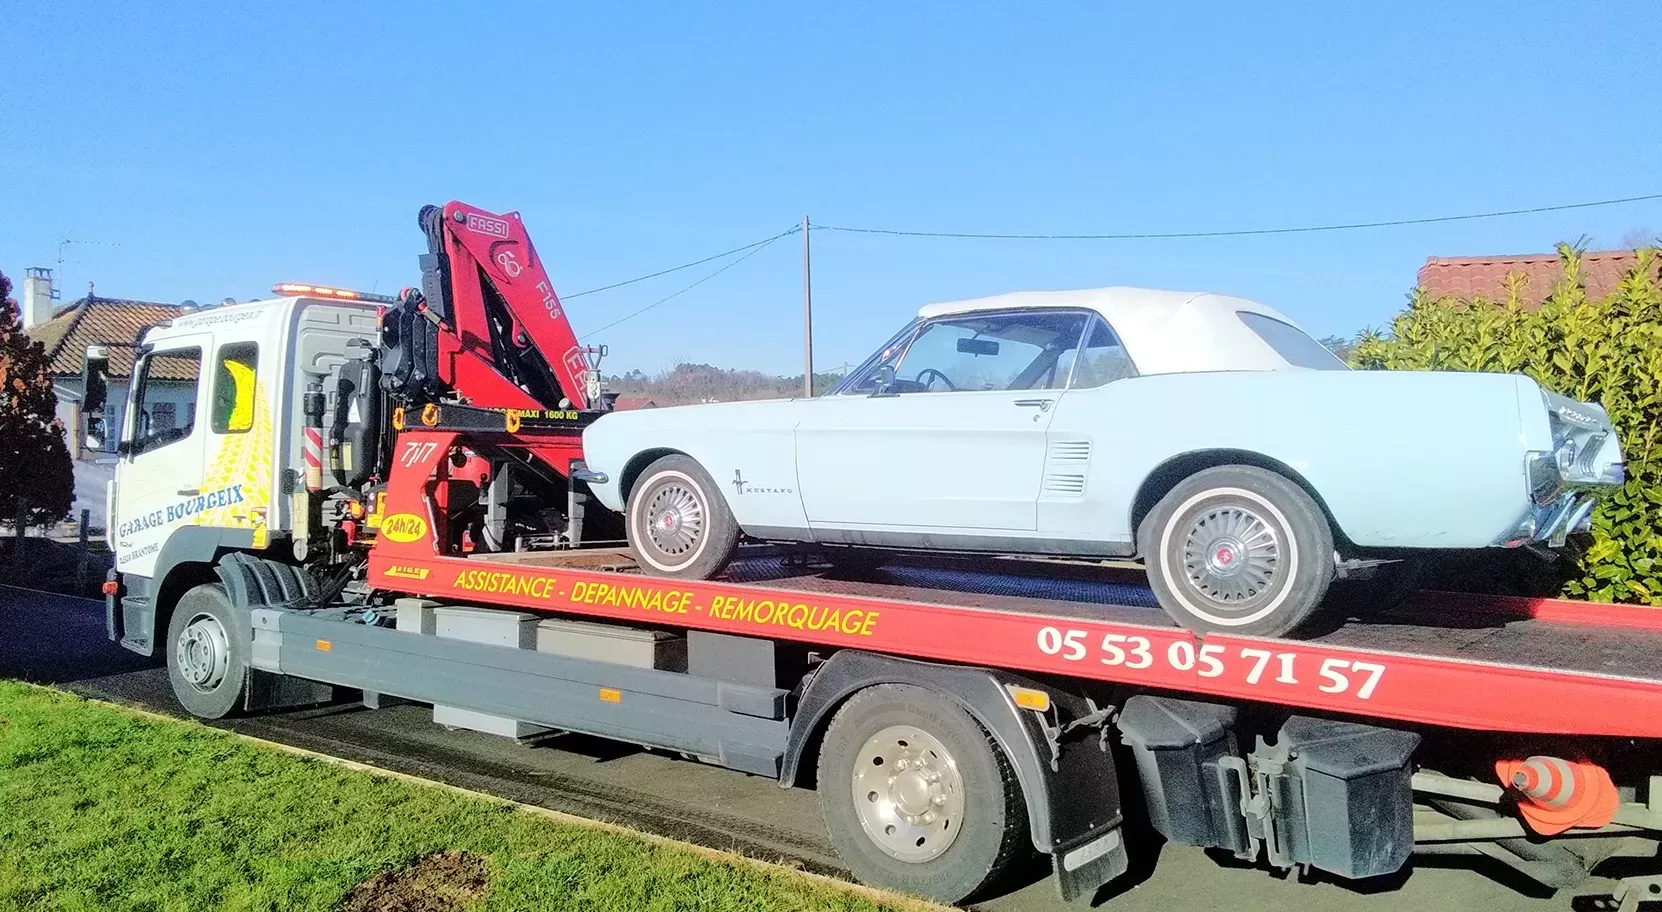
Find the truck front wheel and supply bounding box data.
[165,583,249,719]
[816,684,1027,903]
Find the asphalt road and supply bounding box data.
[0,584,1581,911]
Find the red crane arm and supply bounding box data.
[424,201,594,411]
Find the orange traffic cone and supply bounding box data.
[1495,756,1619,836]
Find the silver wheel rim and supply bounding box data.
[1179,503,1282,611]
[850,724,965,863]
[642,480,705,562]
[177,612,231,694]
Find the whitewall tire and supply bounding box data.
[1141,465,1334,637]
[626,455,740,580]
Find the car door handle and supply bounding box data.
[1014,399,1054,412]
[177,488,200,496]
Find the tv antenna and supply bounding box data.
[55,236,120,300]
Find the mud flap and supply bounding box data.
[1053,827,1130,902]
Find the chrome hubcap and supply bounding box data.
[643,481,704,559]
[851,725,964,863]
[177,613,231,693]
[1181,505,1281,607]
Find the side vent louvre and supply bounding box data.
[1044,474,1087,495]
[1042,440,1092,497]
[1049,441,1092,463]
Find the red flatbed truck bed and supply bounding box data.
[368,546,1662,741]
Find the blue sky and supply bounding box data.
[3,2,1658,376]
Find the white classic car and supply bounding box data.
[581,287,1625,636]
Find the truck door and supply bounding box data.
[111,337,208,578]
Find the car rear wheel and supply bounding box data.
[626,454,740,579]
[1141,465,1333,637]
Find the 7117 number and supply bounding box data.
[1035,627,1386,700]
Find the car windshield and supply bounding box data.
[837,310,1089,394]
[1236,311,1348,370]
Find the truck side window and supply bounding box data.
[211,343,260,434]
[129,347,203,455]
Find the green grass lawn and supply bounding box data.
[0,681,910,912]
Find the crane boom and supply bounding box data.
[382,201,600,413]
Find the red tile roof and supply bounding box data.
[1418,250,1656,307]
[27,296,187,379]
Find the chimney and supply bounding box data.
[20,267,57,329]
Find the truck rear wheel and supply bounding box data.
[166,583,249,719]
[816,684,1026,903]
[626,455,740,579]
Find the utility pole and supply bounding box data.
[802,216,814,397]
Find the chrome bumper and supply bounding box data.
[1497,492,1600,549]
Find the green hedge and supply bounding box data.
[1352,246,1662,603]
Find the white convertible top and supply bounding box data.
[916,286,1330,374]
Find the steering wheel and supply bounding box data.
[915,368,958,391]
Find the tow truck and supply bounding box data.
[90,201,1662,907]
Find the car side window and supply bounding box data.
[211,342,259,434]
[886,311,1089,393]
[1236,311,1347,370]
[128,347,203,456]
[1058,316,1137,388]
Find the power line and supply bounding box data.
[815,192,1662,241]
[565,227,801,300]
[583,227,798,338]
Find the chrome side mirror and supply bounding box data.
[81,344,110,452]
[871,364,897,397]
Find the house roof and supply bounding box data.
[28,296,188,380]
[1417,250,1656,306]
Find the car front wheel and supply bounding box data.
[626,454,740,579]
[1141,465,1334,637]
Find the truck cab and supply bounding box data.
[106,295,379,655]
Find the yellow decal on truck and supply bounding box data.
[452,569,558,598]
[381,513,429,543]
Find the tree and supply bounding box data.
[0,271,74,528]
[1621,227,1660,249]
[1317,334,1355,362]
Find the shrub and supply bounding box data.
[1352,246,1662,603]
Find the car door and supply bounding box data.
[1038,315,1142,547]
[795,310,1089,535]
[111,337,208,577]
